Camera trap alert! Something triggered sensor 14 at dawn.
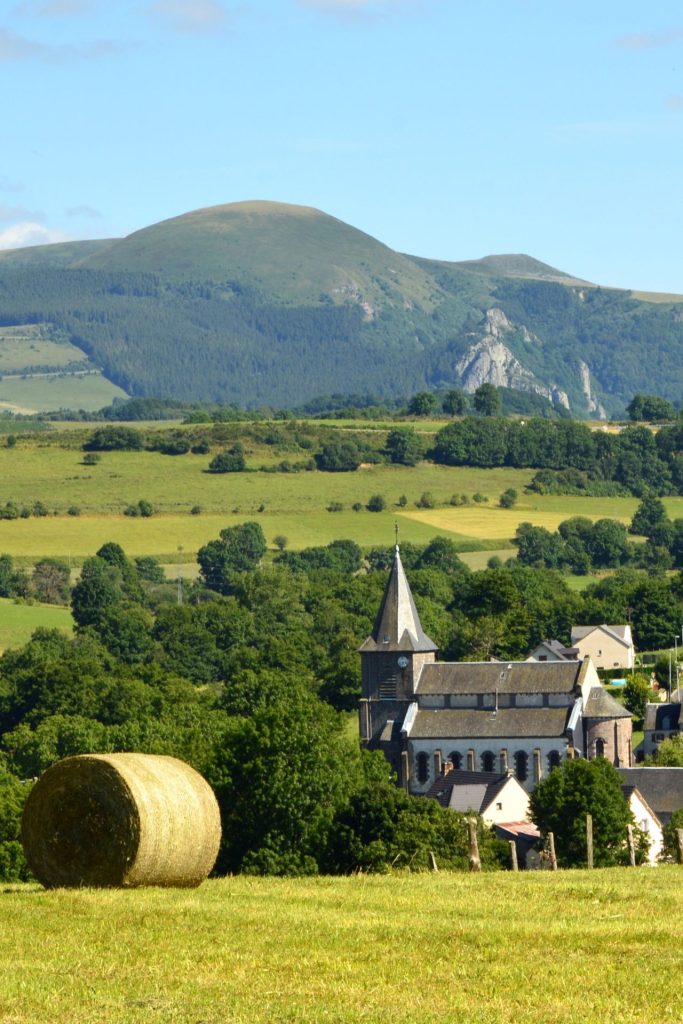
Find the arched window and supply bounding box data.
[595,737,605,758]
[514,751,528,782]
[547,750,561,771]
[416,751,430,785]
[449,751,462,770]
[481,751,495,773]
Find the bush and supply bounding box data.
[327,502,344,512]
[67,505,81,516]
[472,492,487,503]
[82,452,101,466]
[124,499,154,518]
[366,495,386,513]
[190,505,202,515]
[273,535,288,551]
[415,492,436,509]
[209,444,246,473]
[84,426,143,452]
[499,488,518,509]
[397,494,408,507]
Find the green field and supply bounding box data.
[1,870,680,1024]
[0,372,127,414]
[0,596,73,651]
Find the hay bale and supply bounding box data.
[21,753,221,889]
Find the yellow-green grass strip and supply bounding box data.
[0,871,680,1024]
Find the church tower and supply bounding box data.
[358,546,437,776]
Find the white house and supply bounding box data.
[570,624,634,670]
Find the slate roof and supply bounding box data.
[583,686,632,720]
[495,821,541,840]
[644,702,681,732]
[416,660,583,696]
[410,707,571,740]
[426,769,511,814]
[571,624,632,646]
[617,768,683,825]
[358,546,437,654]
[531,639,580,660]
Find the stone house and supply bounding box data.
[570,624,635,670]
[642,702,682,759]
[359,546,633,794]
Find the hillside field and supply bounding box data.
[1,869,680,1024]
[0,597,73,651]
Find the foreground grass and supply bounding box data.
[0,596,73,651]
[1,871,680,1024]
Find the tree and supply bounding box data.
[473,383,501,417]
[83,426,143,451]
[385,427,423,466]
[0,765,30,882]
[629,495,670,537]
[366,494,386,512]
[650,735,683,766]
[408,391,437,417]
[209,444,245,473]
[31,559,70,605]
[627,394,675,422]
[442,389,468,416]
[661,808,683,860]
[622,674,654,722]
[315,438,361,472]
[499,488,518,508]
[70,557,124,629]
[197,522,267,594]
[530,758,636,867]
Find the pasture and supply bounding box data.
[0,869,680,1023]
[0,596,73,651]
[0,373,127,414]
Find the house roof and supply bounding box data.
[618,768,683,825]
[644,702,681,732]
[571,624,632,647]
[416,661,583,696]
[532,639,579,660]
[410,707,571,740]
[425,769,513,814]
[495,821,541,840]
[583,686,632,720]
[358,546,437,654]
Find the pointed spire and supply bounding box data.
[360,545,438,653]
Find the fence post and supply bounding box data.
[468,818,481,873]
[548,831,558,871]
[676,828,683,864]
[509,840,518,872]
[429,851,439,873]
[586,814,594,869]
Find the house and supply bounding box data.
[527,639,579,663]
[425,767,530,824]
[570,624,634,670]
[359,545,633,795]
[642,703,682,759]
[494,821,543,869]
[618,767,683,863]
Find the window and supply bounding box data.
[449,751,462,770]
[595,738,605,757]
[481,751,495,773]
[416,752,430,785]
[514,751,528,782]
[547,750,561,771]
[538,655,547,662]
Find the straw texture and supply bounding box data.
[21,753,221,888]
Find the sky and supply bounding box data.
[1,0,682,292]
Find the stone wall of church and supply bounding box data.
[406,737,570,794]
[584,717,632,767]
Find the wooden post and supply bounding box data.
[468,818,481,873]
[586,814,594,869]
[626,824,636,867]
[509,840,518,872]
[548,831,558,871]
[676,828,683,864]
[428,850,439,873]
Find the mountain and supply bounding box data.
[0,200,681,415]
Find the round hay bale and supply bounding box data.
[21,753,221,889]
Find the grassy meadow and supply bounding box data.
[0,372,127,415]
[0,424,676,564]
[0,597,73,651]
[1,870,680,1024]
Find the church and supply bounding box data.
[359,545,632,794]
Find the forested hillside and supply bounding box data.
[0,201,682,413]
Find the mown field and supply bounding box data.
[0,596,73,651]
[0,425,677,563]
[1,870,680,1024]
[0,373,127,414]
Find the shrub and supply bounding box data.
[352,502,363,512]
[273,535,288,551]
[415,492,436,509]
[366,494,386,513]
[191,505,202,515]
[397,494,408,507]
[67,505,81,517]
[472,492,487,503]
[84,426,143,452]
[209,444,246,473]
[191,441,210,455]
[499,488,518,509]
[327,502,344,512]
[82,452,101,466]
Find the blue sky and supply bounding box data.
[1,0,682,291]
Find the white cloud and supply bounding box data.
[0,222,72,250]
[616,28,683,49]
[0,203,44,222]
[12,0,92,16]
[66,204,102,218]
[147,0,229,33]
[0,28,126,61]
[298,0,419,19]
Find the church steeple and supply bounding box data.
[359,545,437,654]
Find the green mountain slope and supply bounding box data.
[0,200,681,414]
